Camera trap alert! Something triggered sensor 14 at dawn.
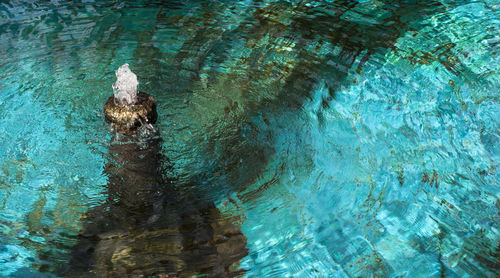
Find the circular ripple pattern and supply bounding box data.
[0,0,499,277]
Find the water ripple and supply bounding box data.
[0,0,499,277]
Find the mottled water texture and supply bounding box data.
[0,0,499,277]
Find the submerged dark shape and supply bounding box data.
[153,0,451,202]
[65,90,247,277]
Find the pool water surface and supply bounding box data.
[0,0,499,277]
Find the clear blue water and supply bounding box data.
[0,0,499,277]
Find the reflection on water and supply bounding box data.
[69,133,247,277]
[0,0,499,277]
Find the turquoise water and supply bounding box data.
[0,0,499,277]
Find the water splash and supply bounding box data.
[112,63,138,106]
